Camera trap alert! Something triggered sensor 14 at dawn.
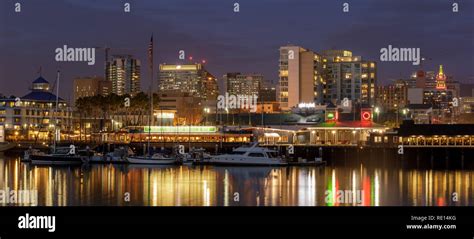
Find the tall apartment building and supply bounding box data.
[278,46,377,111]
[279,46,324,110]
[224,73,263,97]
[106,55,141,96]
[158,63,218,101]
[322,50,377,106]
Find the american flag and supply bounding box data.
[148,34,153,72]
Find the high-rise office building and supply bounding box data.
[224,73,263,97]
[106,55,141,96]
[322,50,377,106]
[158,63,218,101]
[279,46,324,110]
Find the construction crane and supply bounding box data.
[93,46,136,79]
[94,46,135,64]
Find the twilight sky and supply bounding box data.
[0,0,473,103]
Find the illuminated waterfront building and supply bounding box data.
[0,76,73,141]
[158,63,218,101]
[106,55,141,96]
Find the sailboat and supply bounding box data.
[126,38,177,165]
[126,97,177,165]
[126,153,176,165]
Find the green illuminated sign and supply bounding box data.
[144,126,217,133]
[327,113,334,119]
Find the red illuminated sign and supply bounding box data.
[361,111,371,121]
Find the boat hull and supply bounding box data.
[30,154,83,165]
[87,155,127,164]
[126,157,177,165]
[205,157,287,166]
[0,143,15,152]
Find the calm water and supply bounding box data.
[0,154,472,206]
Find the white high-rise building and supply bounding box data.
[279,46,324,110]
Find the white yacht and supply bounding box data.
[209,143,287,166]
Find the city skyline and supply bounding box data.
[1,0,473,101]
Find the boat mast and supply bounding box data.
[147,34,154,157]
[53,70,60,152]
[147,85,152,157]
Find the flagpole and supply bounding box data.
[147,34,154,156]
[150,34,154,126]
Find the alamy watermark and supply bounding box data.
[18,213,55,232]
[217,93,258,112]
[0,187,38,206]
[325,189,364,205]
[55,45,95,65]
[380,45,421,65]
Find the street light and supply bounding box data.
[203,107,210,125]
[374,107,380,122]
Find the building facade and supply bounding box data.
[224,73,263,98]
[322,50,377,106]
[376,79,408,111]
[158,64,218,101]
[155,91,204,125]
[279,45,324,110]
[106,55,141,96]
[0,76,73,141]
[258,87,277,103]
[73,76,111,104]
[279,46,377,111]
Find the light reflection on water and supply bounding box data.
[0,155,472,206]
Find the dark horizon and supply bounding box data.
[1,0,473,103]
